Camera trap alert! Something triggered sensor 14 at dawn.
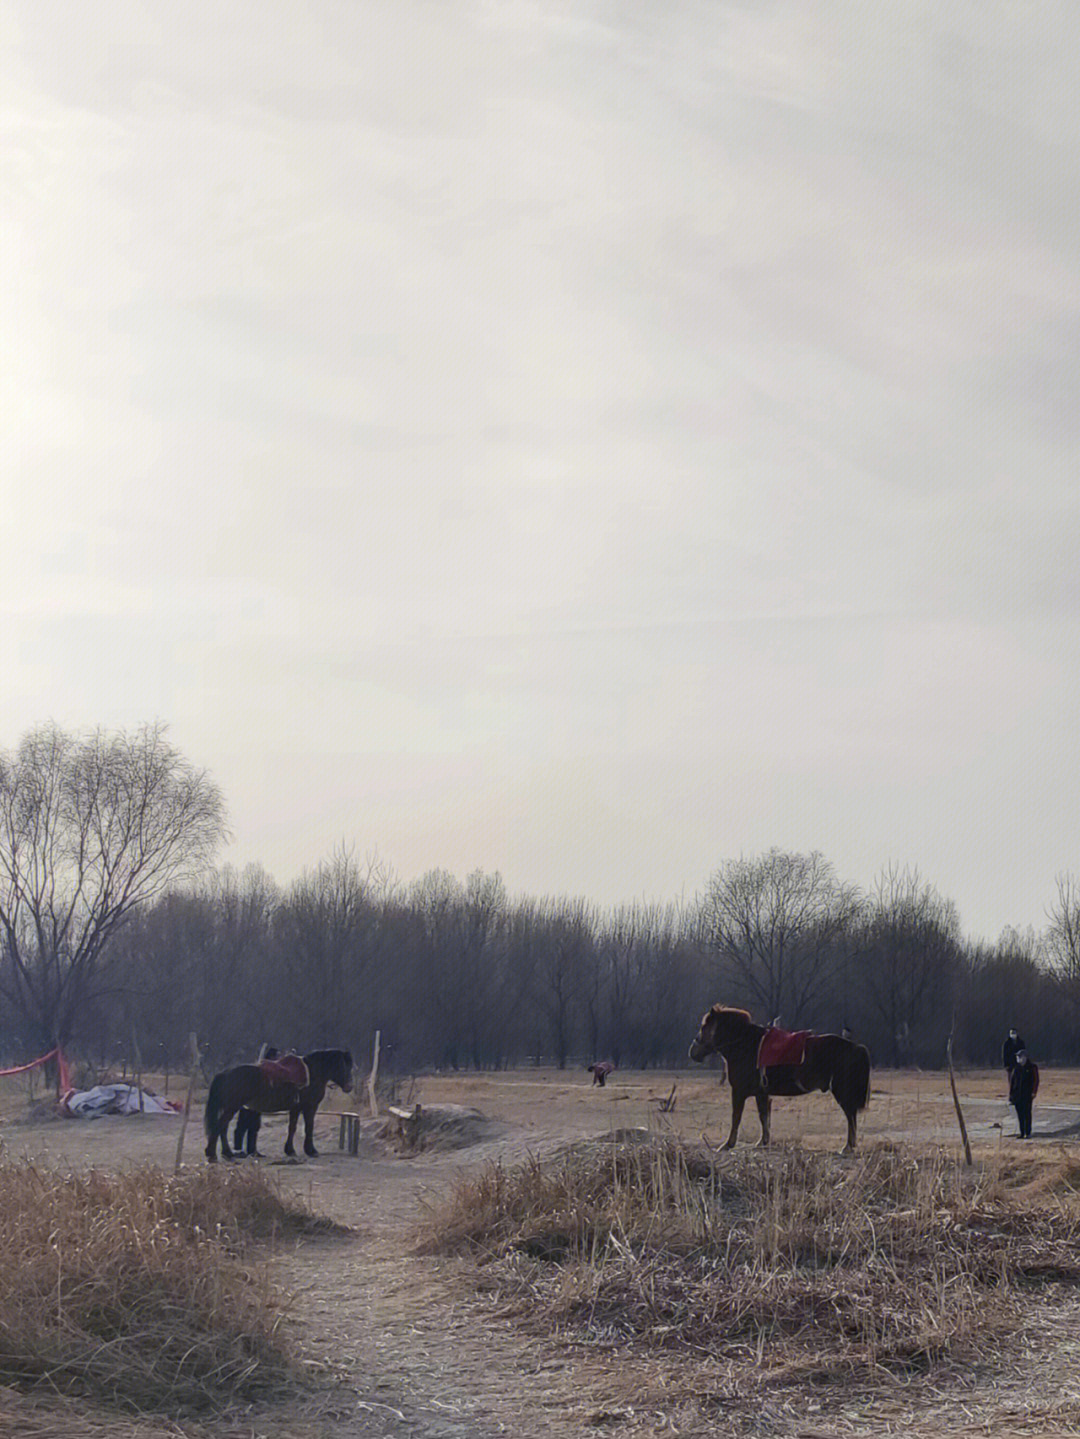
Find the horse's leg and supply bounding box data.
[218,1107,240,1159]
[232,1110,248,1156]
[284,1104,299,1157]
[206,1111,233,1162]
[205,1077,222,1162]
[755,1092,771,1147]
[302,1102,318,1158]
[830,1075,858,1153]
[842,1105,857,1153]
[207,1108,238,1163]
[722,1091,747,1149]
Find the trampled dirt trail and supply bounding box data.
[272,1143,621,1439]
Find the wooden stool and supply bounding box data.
[338,1111,361,1155]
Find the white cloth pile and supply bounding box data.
[61,1084,179,1118]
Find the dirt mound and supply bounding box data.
[597,1127,654,1145]
[378,1103,501,1153]
[554,1127,657,1161]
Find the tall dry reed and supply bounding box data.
[0,1163,329,1411]
[421,1137,1080,1374]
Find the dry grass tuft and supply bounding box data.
[0,1162,339,1413]
[421,1137,1080,1382]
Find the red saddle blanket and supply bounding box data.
[258,1055,309,1089]
[757,1028,812,1069]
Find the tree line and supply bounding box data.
[1,724,1079,1073]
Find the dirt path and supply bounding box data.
[271,1141,608,1439]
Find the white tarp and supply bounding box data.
[62,1084,179,1118]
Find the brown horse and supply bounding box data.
[688,1006,871,1152]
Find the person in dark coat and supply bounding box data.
[587,1061,615,1087]
[1008,1049,1039,1139]
[233,1045,279,1155]
[1002,1028,1025,1078]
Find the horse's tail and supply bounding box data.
[204,1073,224,1139]
[852,1044,872,1112]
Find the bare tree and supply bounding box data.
[701,849,861,1022]
[1045,874,1080,999]
[601,905,642,1066]
[275,845,386,1048]
[599,902,691,1066]
[0,723,226,1053]
[857,865,961,1065]
[409,868,468,1067]
[956,927,1044,1064]
[535,898,593,1068]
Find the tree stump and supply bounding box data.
[385,1103,423,1151]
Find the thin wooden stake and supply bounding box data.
[174,1033,201,1173]
[367,1030,381,1119]
[947,1027,972,1167]
[130,1021,144,1114]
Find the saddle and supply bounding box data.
[258,1054,310,1089]
[757,1026,812,1071]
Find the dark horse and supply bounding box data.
[688,1006,871,1152]
[204,1049,353,1163]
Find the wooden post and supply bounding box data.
[130,1022,144,1114]
[367,1030,381,1119]
[174,1033,202,1174]
[946,1026,972,1168]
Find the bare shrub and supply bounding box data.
[421,1138,1080,1377]
[0,1163,336,1412]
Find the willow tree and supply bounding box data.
[0,723,227,1051]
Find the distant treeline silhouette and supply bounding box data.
[4,846,1079,1074]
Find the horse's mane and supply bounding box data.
[709,1005,753,1023]
[304,1048,352,1065]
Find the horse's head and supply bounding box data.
[334,1050,354,1093]
[688,1005,753,1061]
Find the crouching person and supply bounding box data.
[1009,1049,1039,1139]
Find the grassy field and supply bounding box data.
[0,1064,1079,1436]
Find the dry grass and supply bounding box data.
[0,1162,341,1414]
[421,1134,1080,1387]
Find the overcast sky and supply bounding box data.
[3,1,1079,941]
